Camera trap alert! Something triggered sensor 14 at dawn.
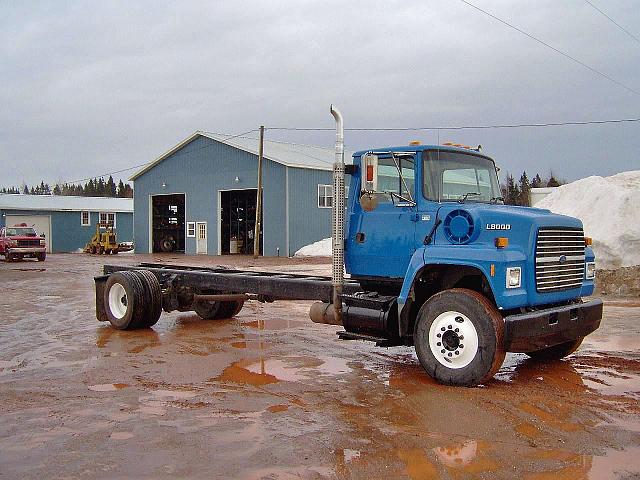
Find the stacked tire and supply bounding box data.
[103,270,163,330]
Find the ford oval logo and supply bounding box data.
[559,255,567,264]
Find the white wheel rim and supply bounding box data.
[428,311,479,369]
[108,282,128,319]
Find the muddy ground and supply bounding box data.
[0,253,639,479]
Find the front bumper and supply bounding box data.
[7,247,46,254]
[503,299,603,353]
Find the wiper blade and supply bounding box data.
[458,192,481,203]
[490,196,504,204]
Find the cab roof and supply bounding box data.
[352,144,493,161]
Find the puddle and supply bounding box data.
[88,383,128,392]
[215,359,279,386]
[242,318,304,331]
[519,401,582,432]
[267,404,289,413]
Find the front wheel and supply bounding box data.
[414,289,506,387]
[526,337,583,361]
[37,253,46,261]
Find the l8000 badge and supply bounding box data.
[486,224,511,230]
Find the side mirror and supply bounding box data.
[361,154,378,192]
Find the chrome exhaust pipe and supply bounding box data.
[329,104,345,324]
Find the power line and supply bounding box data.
[63,129,259,185]
[459,0,640,97]
[584,0,640,43]
[267,117,640,132]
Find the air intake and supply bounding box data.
[443,209,475,244]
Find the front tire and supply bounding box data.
[414,289,505,387]
[526,337,583,361]
[37,253,46,261]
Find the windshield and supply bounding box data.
[5,227,37,237]
[422,150,501,202]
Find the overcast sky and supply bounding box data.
[1,0,639,188]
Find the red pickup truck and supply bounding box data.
[0,223,47,261]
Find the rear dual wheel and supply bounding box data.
[414,289,505,387]
[103,270,162,330]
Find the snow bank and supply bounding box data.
[294,237,331,257]
[537,171,640,269]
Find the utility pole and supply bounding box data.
[253,125,264,259]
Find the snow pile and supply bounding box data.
[294,237,331,257]
[537,171,640,269]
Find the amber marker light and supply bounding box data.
[584,236,593,247]
[490,264,495,277]
[495,237,509,248]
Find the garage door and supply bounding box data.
[6,215,52,253]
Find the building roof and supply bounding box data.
[130,131,353,180]
[0,194,133,213]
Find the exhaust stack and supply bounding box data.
[330,104,345,324]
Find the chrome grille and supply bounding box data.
[535,227,585,292]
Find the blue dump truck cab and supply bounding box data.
[336,144,602,385]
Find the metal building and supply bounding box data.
[0,194,133,253]
[130,131,350,256]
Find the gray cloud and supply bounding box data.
[1,0,639,187]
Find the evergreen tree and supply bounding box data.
[106,175,117,197]
[117,179,125,197]
[547,175,560,187]
[503,173,520,205]
[22,184,29,194]
[531,173,543,188]
[518,171,531,206]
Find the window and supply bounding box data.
[423,150,501,202]
[318,184,333,208]
[99,212,116,227]
[81,211,90,226]
[377,156,415,201]
[186,222,196,237]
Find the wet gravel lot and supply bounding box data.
[1,253,639,479]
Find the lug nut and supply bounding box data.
[441,327,445,332]
[459,344,464,349]
[455,351,460,355]
[448,352,452,357]
[437,342,441,346]
[448,325,452,329]
[441,349,446,354]
[459,335,464,340]
[437,333,441,338]
[455,328,459,333]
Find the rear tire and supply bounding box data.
[414,288,506,387]
[132,270,163,328]
[103,271,147,330]
[526,337,583,361]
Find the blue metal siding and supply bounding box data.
[0,209,132,253]
[287,167,333,255]
[133,136,286,255]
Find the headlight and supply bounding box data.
[9,240,18,247]
[40,239,45,246]
[506,267,521,289]
[585,262,596,279]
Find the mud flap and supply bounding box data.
[94,275,109,321]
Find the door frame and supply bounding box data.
[148,192,186,254]
[217,188,261,255]
[196,221,207,254]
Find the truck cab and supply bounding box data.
[339,144,601,385]
[0,223,47,262]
